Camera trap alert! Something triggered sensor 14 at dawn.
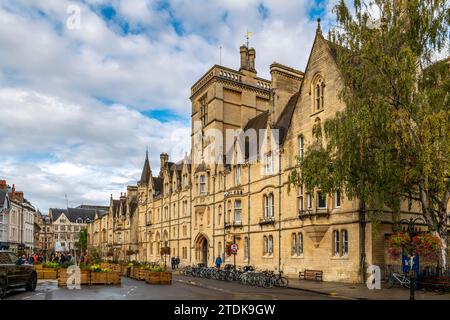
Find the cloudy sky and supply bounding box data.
[0,0,336,213]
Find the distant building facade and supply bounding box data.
[50,206,108,254]
[0,180,36,254]
[0,185,10,250]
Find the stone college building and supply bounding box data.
[88,24,440,283]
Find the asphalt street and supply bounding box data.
[3,275,345,300]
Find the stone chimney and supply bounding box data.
[239,45,257,76]
[10,184,16,199]
[248,48,256,71]
[15,191,24,203]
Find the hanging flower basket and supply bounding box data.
[388,232,442,262]
[225,242,233,257]
[413,233,442,262]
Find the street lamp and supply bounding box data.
[398,216,426,301]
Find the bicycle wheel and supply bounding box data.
[403,278,410,289]
[277,277,289,288]
[387,276,396,288]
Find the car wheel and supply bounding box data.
[26,273,37,292]
[0,278,6,299]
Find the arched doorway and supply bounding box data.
[194,233,209,266]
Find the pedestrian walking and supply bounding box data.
[175,256,180,269]
[171,256,176,269]
[215,255,222,269]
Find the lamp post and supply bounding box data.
[399,217,426,301]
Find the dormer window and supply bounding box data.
[85,218,91,223]
[76,218,82,224]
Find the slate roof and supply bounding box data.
[50,207,102,223]
[153,177,163,195]
[244,110,269,132]
[275,92,300,144]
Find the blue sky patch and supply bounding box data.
[258,3,269,20]
[142,109,188,123]
[307,0,328,20]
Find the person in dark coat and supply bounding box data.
[171,256,176,269]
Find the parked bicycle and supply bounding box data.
[388,272,410,289]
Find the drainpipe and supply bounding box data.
[212,175,216,265]
[247,163,251,265]
[189,181,192,264]
[278,148,282,272]
[223,173,227,264]
[177,188,180,261]
[359,200,367,283]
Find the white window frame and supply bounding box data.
[234,200,242,224]
[317,191,327,209]
[234,166,241,186]
[292,233,297,256]
[335,190,341,208]
[263,236,268,255]
[298,135,304,159]
[298,232,304,255]
[333,230,340,256]
[342,229,348,256]
[264,194,274,218]
[264,152,274,174]
[200,175,206,194]
[306,193,312,209]
[268,235,273,255]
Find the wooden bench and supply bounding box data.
[420,276,450,292]
[299,269,323,281]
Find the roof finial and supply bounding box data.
[145,146,148,160]
[316,18,321,33]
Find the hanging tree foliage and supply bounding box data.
[289,0,449,265]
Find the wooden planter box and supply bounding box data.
[145,271,172,285]
[130,266,140,279]
[137,269,147,281]
[110,265,121,273]
[37,268,58,280]
[121,266,131,277]
[33,264,44,271]
[90,272,121,285]
[57,269,90,287]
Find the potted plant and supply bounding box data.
[57,263,90,287]
[89,264,121,285]
[144,265,172,285]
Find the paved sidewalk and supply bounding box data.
[287,277,450,300]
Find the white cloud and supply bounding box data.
[0,0,336,213]
[0,88,190,211]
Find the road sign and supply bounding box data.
[231,243,238,254]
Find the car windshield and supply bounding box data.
[0,252,12,264]
[8,253,19,264]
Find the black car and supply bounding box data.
[0,251,37,299]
